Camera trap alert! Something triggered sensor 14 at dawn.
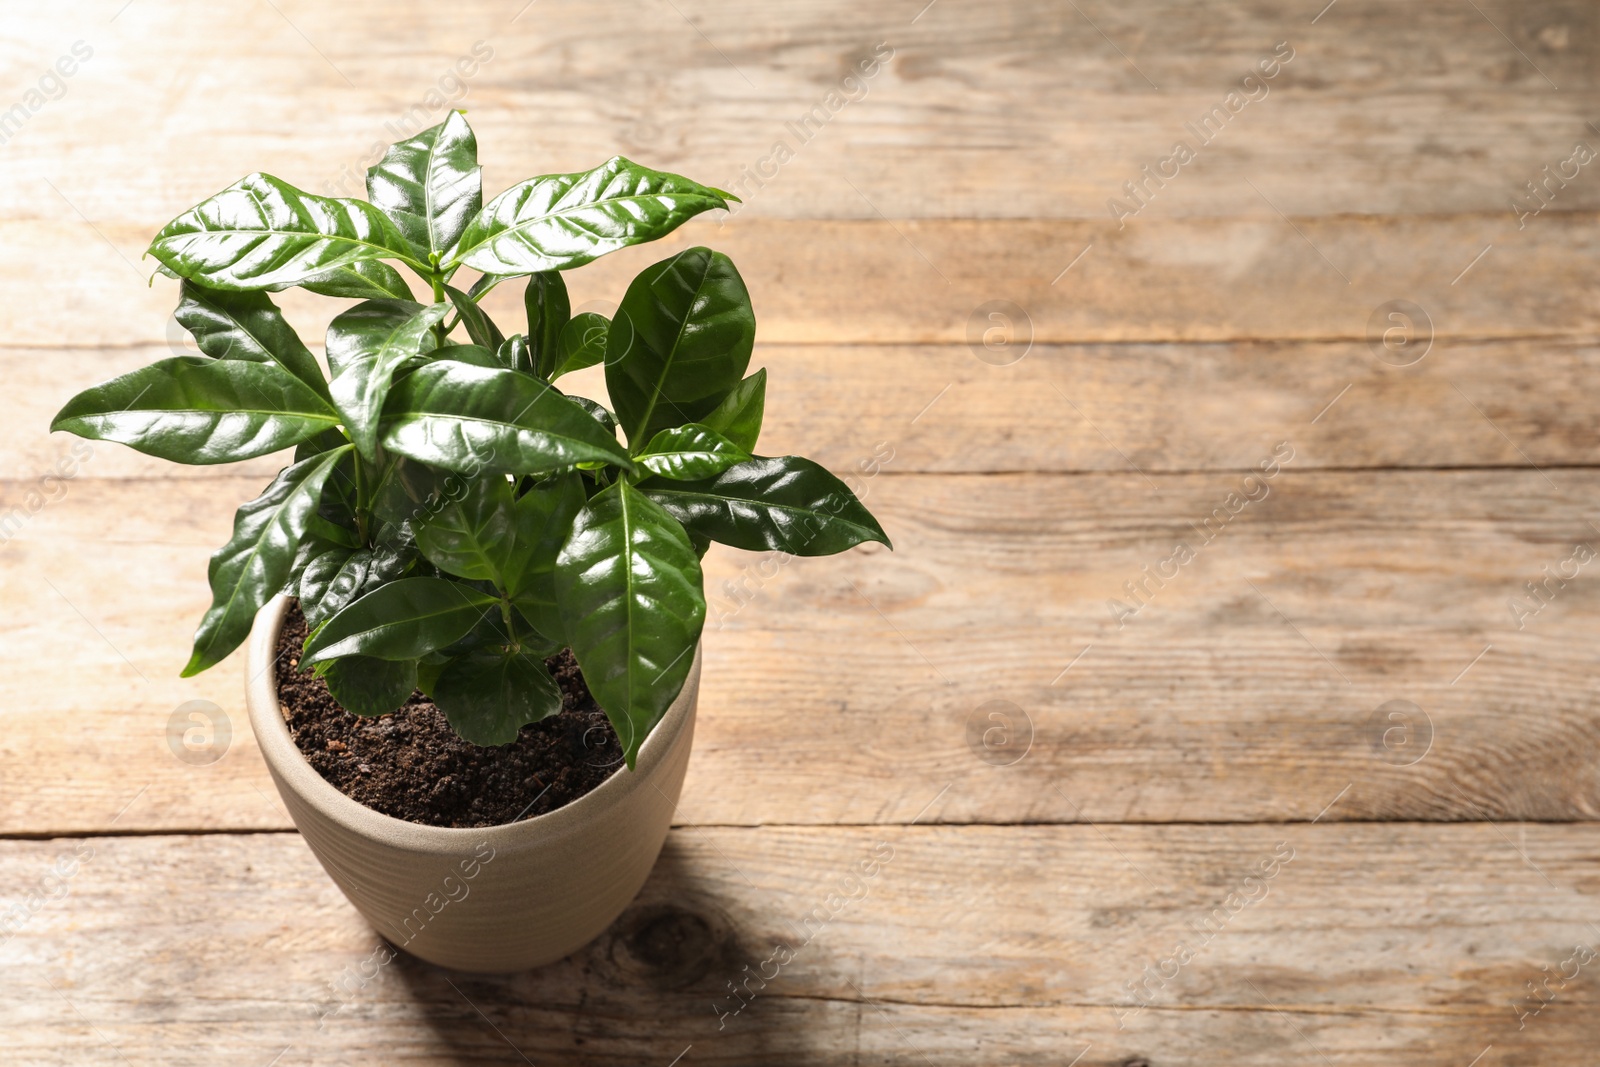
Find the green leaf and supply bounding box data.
[300,259,416,301]
[324,656,418,716]
[605,247,755,447]
[415,475,517,585]
[302,576,500,666]
[641,455,891,555]
[303,542,413,630]
[445,283,505,351]
[381,361,633,475]
[491,335,527,375]
[296,542,355,619]
[554,480,704,767]
[699,368,766,452]
[432,649,562,746]
[524,272,570,379]
[174,281,329,400]
[446,157,731,274]
[147,172,425,290]
[551,312,607,381]
[635,423,750,480]
[505,471,586,641]
[425,343,502,370]
[366,110,482,260]
[51,356,339,465]
[183,446,351,675]
[569,394,617,437]
[326,300,446,459]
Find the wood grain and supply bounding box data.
[17,334,1600,481]
[4,1,1598,223]
[2,825,1594,1065]
[6,0,1600,1062]
[7,213,1598,352]
[5,469,1598,833]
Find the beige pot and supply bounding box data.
[245,594,700,973]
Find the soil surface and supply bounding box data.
[274,601,623,828]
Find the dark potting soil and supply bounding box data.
[274,601,623,828]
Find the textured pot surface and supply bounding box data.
[245,595,700,973]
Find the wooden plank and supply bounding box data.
[5,469,1599,833]
[5,2,1600,223]
[6,214,1598,351]
[1,824,1594,1064]
[19,334,1600,481]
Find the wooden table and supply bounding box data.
[4,2,1598,1063]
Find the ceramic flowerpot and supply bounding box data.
[245,594,700,973]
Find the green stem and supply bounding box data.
[499,596,520,653]
[429,272,449,347]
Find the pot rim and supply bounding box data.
[246,593,700,856]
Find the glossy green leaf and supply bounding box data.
[635,423,750,480]
[174,281,329,400]
[496,334,532,375]
[324,656,418,716]
[147,172,425,290]
[326,300,446,459]
[467,272,511,301]
[303,542,413,630]
[432,649,562,746]
[366,111,482,260]
[641,455,891,555]
[605,247,755,446]
[504,471,586,641]
[524,272,570,379]
[698,368,766,452]
[425,343,501,370]
[381,361,633,476]
[445,284,505,351]
[183,446,351,675]
[302,576,499,666]
[299,259,415,301]
[551,312,607,381]
[569,394,617,437]
[51,356,339,465]
[554,480,704,767]
[446,157,731,275]
[415,475,517,584]
[295,542,355,617]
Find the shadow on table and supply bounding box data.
[392,838,803,1065]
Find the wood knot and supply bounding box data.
[608,903,727,989]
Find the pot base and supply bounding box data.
[247,595,700,973]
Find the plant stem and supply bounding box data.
[429,273,448,346]
[499,595,520,653]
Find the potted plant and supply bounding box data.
[51,113,889,972]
